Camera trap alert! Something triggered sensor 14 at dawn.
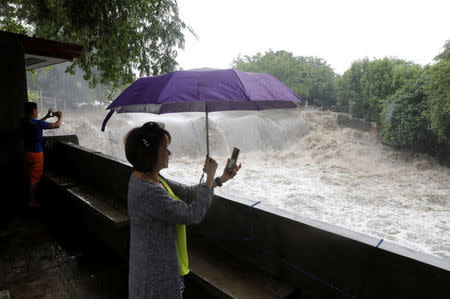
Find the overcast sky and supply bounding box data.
[176,0,449,74]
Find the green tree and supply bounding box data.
[27,89,39,103]
[0,0,190,88]
[380,72,434,148]
[26,63,122,106]
[426,41,450,144]
[361,58,421,121]
[232,50,336,107]
[336,58,422,121]
[335,59,368,115]
[301,56,336,107]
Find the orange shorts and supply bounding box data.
[24,152,44,183]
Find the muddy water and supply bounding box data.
[45,108,450,260]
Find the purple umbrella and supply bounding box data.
[101,68,303,155]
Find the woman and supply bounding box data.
[125,122,240,298]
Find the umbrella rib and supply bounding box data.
[232,70,251,101]
[158,72,176,104]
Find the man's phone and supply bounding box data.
[227,147,240,173]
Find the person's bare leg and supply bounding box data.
[29,182,40,208]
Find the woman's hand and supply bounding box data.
[203,155,218,187]
[220,158,242,183]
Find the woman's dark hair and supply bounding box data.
[24,102,37,115]
[124,122,171,172]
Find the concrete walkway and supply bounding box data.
[0,212,128,299]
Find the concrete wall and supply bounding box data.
[0,36,28,219]
[47,141,132,211]
[195,195,450,298]
[43,136,131,258]
[336,114,378,135]
[45,137,450,298]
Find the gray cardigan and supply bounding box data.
[128,175,213,299]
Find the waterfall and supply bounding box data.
[44,107,450,260]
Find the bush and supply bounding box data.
[426,41,450,144]
[336,58,422,121]
[27,89,39,103]
[381,74,435,148]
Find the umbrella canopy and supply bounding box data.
[105,68,302,115]
[101,68,304,155]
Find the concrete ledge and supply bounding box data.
[66,186,129,227]
[43,170,79,189]
[43,135,79,146]
[189,189,450,298]
[44,139,132,211]
[189,237,297,298]
[43,136,450,298]
[337,113,377,133]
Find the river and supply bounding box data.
[44,107,450,260]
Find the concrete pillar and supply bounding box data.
[0,36,28,222]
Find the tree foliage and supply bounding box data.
[336,58,422,121]
[26,63,121,106]
[380,73,434,148]
[232,50,336,107]
[0,0,190,87]
[334,59,368,114]
[426,40,450,144]
[27,89,39,103]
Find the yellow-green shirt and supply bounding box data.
[159,176,189,276]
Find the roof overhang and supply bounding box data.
[0,31,83,70]
[24,54,67,70]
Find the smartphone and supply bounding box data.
[227,147,240,173]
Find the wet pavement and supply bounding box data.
[0,211,128,299]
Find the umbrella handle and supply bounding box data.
[199,102,209,185]
[101,110,115,132]
[205,102,209,157]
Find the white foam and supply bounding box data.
[45,108,450,260]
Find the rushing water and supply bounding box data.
[45,107,450,260]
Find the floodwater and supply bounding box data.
[45,108,450,260]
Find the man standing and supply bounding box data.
[23,102,62,208]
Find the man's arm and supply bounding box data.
[40,109,52,121]
[48,111,63,129]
